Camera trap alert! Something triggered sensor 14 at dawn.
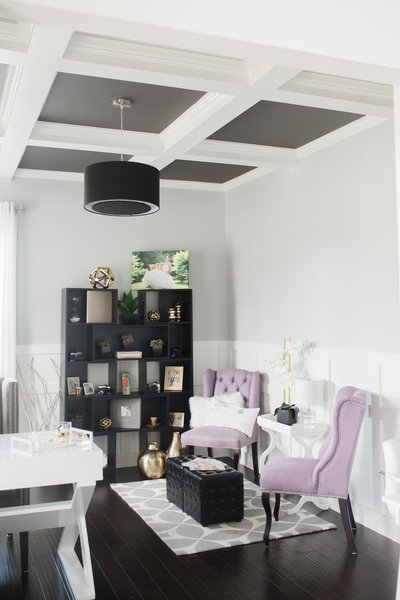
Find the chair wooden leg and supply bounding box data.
[262,492,272,547]
[233,450,240,470]
[338,497,357,554]
[207,447,213,457]
[251,441,259,478]
[187,445,194,455]
[274,493,281,521]
[347,495,357,531]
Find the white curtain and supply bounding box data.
[0,202,16,378]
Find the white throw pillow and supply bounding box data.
[205,405,260,437]
[189,392,244,428]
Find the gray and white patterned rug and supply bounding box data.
[111,479,336,555]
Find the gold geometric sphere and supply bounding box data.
[89,267,115,289]
[147,309,161,323]
[99,417,112,430]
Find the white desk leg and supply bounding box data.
[286,495,330,515]
[58,484,95,600]
[292,432,325,459]
[258,430,278,473]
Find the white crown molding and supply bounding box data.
[15,168,83,181]
[160,178,222,192]
[265,87,393,119]
[0,19,32,52]
[64,32,250,88]
[222,165,276,191]
[281,70,393,107]
[0,63,21,134]
[30,121,161,155]
[297,115,386,160]
[186,139,297,168]
[15,167,225,191]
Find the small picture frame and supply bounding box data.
[169,411,185,428]
[121,372,131,395]
[83,382,95,396]
[67,376,80,396]
[164,366,184,391]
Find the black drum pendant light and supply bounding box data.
[84,98,160,216]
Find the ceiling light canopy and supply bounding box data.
[84,98,160,217]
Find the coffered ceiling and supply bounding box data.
[0,2,394,192]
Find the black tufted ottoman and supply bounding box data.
[166,456,244,526]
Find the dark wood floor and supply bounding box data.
[0,463,398,600]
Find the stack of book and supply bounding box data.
[114,350,143,359]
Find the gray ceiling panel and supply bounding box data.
[160,160,255,183]
[208,100,363,148]
[39,73,204,133]
[19,147,128,173]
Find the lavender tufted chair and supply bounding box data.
[260,386,367,554]
[181,368,261,477]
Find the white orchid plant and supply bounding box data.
[266,338,309,415]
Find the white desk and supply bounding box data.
[0,431,103,600]
[257,414,329,513]
[382,473,400,600]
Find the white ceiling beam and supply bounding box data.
[15,167,226,193]
[154,66,301,170]
[296,115,386,160]
[3,1,400,86]
[222,165,276,191]
[160,179,222,192]
[15,167,82,181]
[59,58,248,96]
[264,89,392,119]
[0,24,72,181]
[30,121,162,156]
[0,19,32,52]
[185,139,298,168]
[60,32,251,94]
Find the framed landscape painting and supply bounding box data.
[131,250,189,290]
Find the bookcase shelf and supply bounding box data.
[61,287,193,472]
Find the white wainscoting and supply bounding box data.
[16,341,400,542]
[230,340,400,544]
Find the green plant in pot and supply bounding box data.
[267,338,308,426]
[118,291,144,324]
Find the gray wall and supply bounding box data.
[225,119,400,352]
[0,179,227,346]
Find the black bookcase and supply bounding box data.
[60,287,193,472]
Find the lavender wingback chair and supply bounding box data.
[181,368,261,477]
[260,386,367,554]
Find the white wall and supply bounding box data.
[225,119,400,542]
[5,119,400,541]
[4,178,227,460]
[226,119,400,353]
[0,179,228,346]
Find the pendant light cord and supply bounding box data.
[120,104,124,162]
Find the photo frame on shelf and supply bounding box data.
[67,376,80,396]
[169,412,185,428]
[131,250,189,289]
[164,366,184,391]
[121,372,131,395]
[83,382,95,396]
[111,398,140,429]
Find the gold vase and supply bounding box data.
[166,431,182,459]
[138,441,166,479]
